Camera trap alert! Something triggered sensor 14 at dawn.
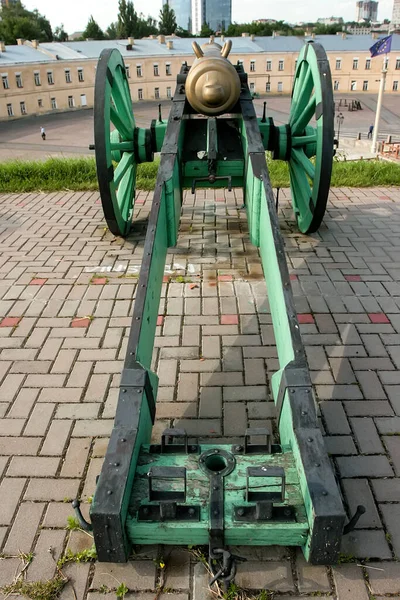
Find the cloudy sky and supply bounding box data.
[23,0,395,34]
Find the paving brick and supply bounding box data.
[320,402,351,434]
[224,402,246,435]
[200,372,243,387]
[26,529,66,581]
[296,553,331,592]
[329,357,356,384]
[235,560,294,591]
[380,503,400,556]
[324,435,358,455]
[0,418,26,436]
[0,436,40,455]
[180,359,221,373]
[0,374,24,401]
[7,456,60,477]
[376,416,400,434]
[345,401,394,416]
[91,561,156,591]
[0,477,26,525]
[224,386,268,401]
[199,387,221,418]
[61,437,91,478]
[43,502,76,528]
[332,564,369,600]
[341,529,391,559]
[350,417,385,454]
[244,358,266,385]
[158,359,178,386]
[368,561,400,594]
[342,479,382,528]
[40,420,72,455]
[356,371,387,400]
[4,502,45,554]
[174,418,221,436]
[336,455,393,477]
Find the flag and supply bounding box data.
[369,35,392,57]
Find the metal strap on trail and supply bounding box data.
[275,362,313,426]
[120,363,156,424]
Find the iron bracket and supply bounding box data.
[150,428,199,454]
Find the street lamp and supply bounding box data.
[336,112,344,146]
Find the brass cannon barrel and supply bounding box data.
[185,39,241,116]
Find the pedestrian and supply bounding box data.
[367,124,373,139]
[41,127,46,141]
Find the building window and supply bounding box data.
[353,58,359,70]
[294,59,298,71]
[16,74,23,88]
[365,58,371,70]
[34,72,41,86]
[51,97,57,109]
[20,101,27,115]
[249,82,255,92]
[396,59,400,70]
[393,81,399,91]
[362,80,368,91]
[125,65,130,78]
[47,71,54,85]
[166,63,171,75]
[138,88,143,100]
[68,95,75,108]
[334,80,339,91]
[250,60,255,72]
[136,64,142,77]
[166,86,172,98]
[38,99,43,107]
[155,87,160,99]
[278,60,284,71]
[78,68,84,81]
[351,80,357,91]
[266,60,272,71]
[2,75,9,89]
[384,57,389,69]
[277,81,283,92]
[336,59,341,70]
[154,64,159,76]
[65,69,71,83]
[7,103,13,116]
[266,82,271,92]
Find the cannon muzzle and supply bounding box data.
[186,40,241,116]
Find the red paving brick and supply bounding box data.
[298,314,315,324]
[221,314,239,325]
[369,313,390,324]
[71,318,92,328]
[0,317,21,327]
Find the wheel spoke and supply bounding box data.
[289,160,313,219]
[292,93,316,136]
[292,149,315,181]
[292,134,317,147]
[116,162,137,221]
[114,152,134,187]
[111,67,134,132]
[290,66,313,126]
[110,105,132,140]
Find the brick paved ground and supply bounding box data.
[1,187,400,599]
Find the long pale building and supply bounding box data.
[1,34,400,120]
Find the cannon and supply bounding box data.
[77,39,364,587]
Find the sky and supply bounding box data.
[22,0,395,34]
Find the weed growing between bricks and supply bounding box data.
[1,551,68,600]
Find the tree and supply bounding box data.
[199,22,214,36]
[158,3,177,35]
[0,1,52,45]
[83,15,105,40]
[117,0,138,38]
[53,23,68,42]
[106,22,118,39]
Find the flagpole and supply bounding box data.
[371,60,387,154]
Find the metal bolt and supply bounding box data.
[315,463,321,467]
[214,449,219,454]
[190,445,197,452]
[301,411,307,416]
[107,490,113,495]
[237,508,244,516]
[290,388,296,393]
[114,462,120,467]
[188,508,195,516]
[200,458,204,463]
[143,507,149,515]
[261,466,267,471]
[120,438,126,442]
[213,510,219,516]
[235,445,243,452]
[284,508,291,517]
[213,486,218,491]
[307,437,313,443]
[322,491,328,496]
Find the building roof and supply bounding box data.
[1,34,400,66]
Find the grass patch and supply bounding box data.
[1,156,400,194]
[2,576,67,600]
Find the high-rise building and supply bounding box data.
[191,0,232,34]
[162,0,192,33]
[356,1,379,22]
[392,0,400,26]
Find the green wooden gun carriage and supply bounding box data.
[73,38,365,587]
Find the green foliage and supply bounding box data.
[117,0,138,38]
[53,23,68,42]
[116,583,129,598]
[83,15,105,40]
[106,22,118,39]
[57,545,97,568]
[66,516,81,530]
[1,576,67,600]
[199,22,214,36]
[0,1,52,45]
[338,552,356,563]
[158,3,177,35]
